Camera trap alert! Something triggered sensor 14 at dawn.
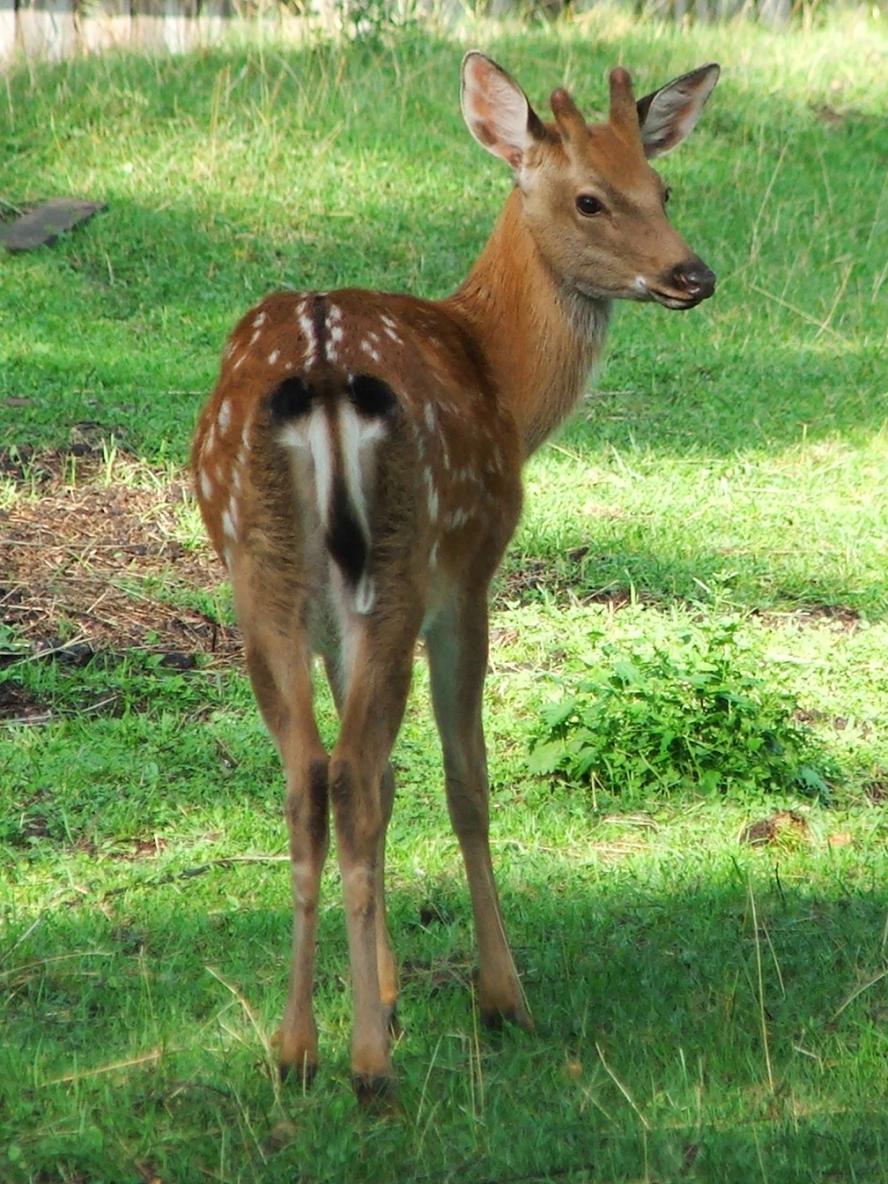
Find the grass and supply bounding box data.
[2,7,887,1182]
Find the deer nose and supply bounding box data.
[669,258,716,301]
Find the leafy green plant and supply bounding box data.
[530,617,833,799]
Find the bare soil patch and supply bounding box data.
[1,449,239,665]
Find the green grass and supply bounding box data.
[2,8,887,1183]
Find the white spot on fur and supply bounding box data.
[199,469,213,500]
[222,507,236,540]
[383,325,403,344]
[423,403,436,432]
[429,539,439,569]
[298,311,317,368]
[249,329,261,347]
[218,399,231,434]
[268,349,280,365]
[223,545,234,569]
[447,507,472,530]
[327,324,343,361]
[253,311,268,329]
[232,354,245,371]
[202,424,216,457]
[424,468,438,522]
[360,340,381,363]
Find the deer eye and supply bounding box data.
[576,194,605,218]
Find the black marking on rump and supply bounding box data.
[326,473,367,588]
[312,293,328,358]
[268,376,313,420]
[348,374,398,418]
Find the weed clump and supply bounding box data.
[529,618,833,800]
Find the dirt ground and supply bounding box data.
[1,446,240,677]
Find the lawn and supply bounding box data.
[1,8,886,1183]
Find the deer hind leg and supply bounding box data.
[323,656,400,1038]
[245,636,328,1084]
[327,612,418,1099]
[425,597,533,1032]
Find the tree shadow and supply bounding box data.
[2,858,885,1179]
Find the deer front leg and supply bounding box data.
[426,599,533,1031]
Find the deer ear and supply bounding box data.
[461,51,546,171]
[636,63,720,159]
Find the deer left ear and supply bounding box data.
[636,63,720,159]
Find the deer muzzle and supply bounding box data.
[652,256,716,308]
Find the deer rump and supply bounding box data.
[268,371,400,617]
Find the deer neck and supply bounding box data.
[444,188,611,457]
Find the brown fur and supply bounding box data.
[191,51,718,1098]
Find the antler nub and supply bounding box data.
[550,87,587,145]
[608,66,638,134]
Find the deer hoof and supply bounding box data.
[352,1072,397,1108]
[480,1002,535,1034]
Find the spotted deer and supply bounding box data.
[193,52,719,1100]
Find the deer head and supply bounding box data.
[461,53,719,310]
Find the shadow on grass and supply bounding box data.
[3,856,886,1181]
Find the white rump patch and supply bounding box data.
[338,402,387,540]
[354,574,376,615]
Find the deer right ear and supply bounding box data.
[461,52,545,171]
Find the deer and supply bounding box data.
[192,51,719,1102]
